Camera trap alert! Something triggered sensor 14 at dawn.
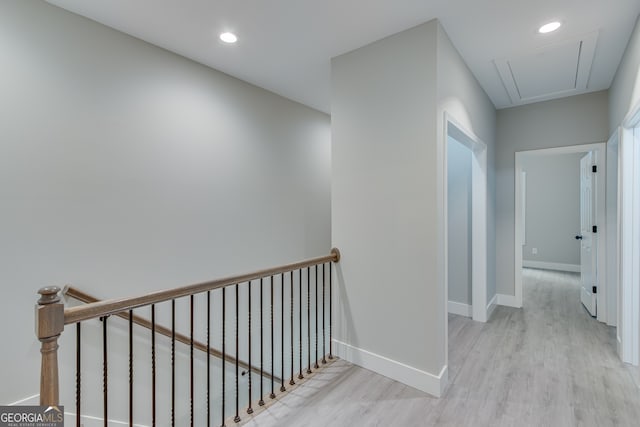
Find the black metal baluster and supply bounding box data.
[129,310,133,427]
[259,278,265,406]
[102,316,108,427]
[247,281,253,415]
[280,274,286,393]
[270,276,275,399]
[329,262,333,360]
[322,264,327,364]
[314,265,319,369]
[234,284,241,424]
[76,322,81,427]
[151,305,156,427]
[289,271,295,386]
[298,269,303,380]
[171,300,175,427]
[306,268,311,375]
[221,287,226,427]
[207,292,211,427]
[190,295,194,427]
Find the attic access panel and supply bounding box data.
[494,32,598,105]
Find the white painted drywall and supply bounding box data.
[332,19,496,394]
[495,92,609,297]
[0,0,330,410]
[610,14,640,131]
[447,137,472,305]
[332,21,440,378]
[436,23,497,307]
[521,154,582,266]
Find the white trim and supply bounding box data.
[606,129,621,327]
[521,170,527,245]
[522,261,581,272]
[333,339,448,398]
[514,155,524,308]
[618,123,640,365]
[65,413,149,427]
[486,294,498,319]
[8,394,39,406]
[448,301,472,317]
[7,394,149,427]
[514,142,606,157]
[443,113,488,325]
[496,293,520,308]
[514,142,607,318]
[471,142,488,323]
[615,95,640,364]
[622,98,640,129]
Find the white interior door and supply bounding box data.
[579,152,597,316]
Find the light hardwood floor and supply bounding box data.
[243,268,640,426]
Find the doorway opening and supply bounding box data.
[447,135,473,318]
[443,115,488,325]
[443,115,488,391]
[514,143,607,321]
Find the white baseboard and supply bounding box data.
[522,260,580,273]
[65,413,148,427]
[8,394,148,427]
[8,394,39,406]
[486,294,498,319]
[448,301,472,317]
[497,293,519,308]
[333,339,447,397]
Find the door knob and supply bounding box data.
[575,235,583,240]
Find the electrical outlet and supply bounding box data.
[532,248,538,255]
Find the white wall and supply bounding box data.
[332,19,496,396]
[495,92,609,297]
[522,154,582,267]
[332,21,441,393]
[437,23,497,308]
[447,137,472,305]
[610,14,640,131]
[0,0,331,408]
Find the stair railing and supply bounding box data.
[35,248,340,426]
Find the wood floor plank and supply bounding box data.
[242,268,640,426]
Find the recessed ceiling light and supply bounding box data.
[219,32,238,44]
[538,21,562,34]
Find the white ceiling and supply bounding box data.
[45,0,640,113]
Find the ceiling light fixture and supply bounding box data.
[538,21,562,34]
[219,32,238,44]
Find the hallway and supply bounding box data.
[244,268,640,426]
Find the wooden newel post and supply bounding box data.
[35,286,64,406]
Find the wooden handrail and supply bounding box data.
[64,286,281,382]
[63,248,340,325]
[36,248,340,409]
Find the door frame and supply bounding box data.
[443,113,488,323]
[606,129,620,328]
[514,143,607,320]
[618,101,640,365]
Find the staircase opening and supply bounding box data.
[35,249,340,426]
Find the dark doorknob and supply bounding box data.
[575,235,583,240]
